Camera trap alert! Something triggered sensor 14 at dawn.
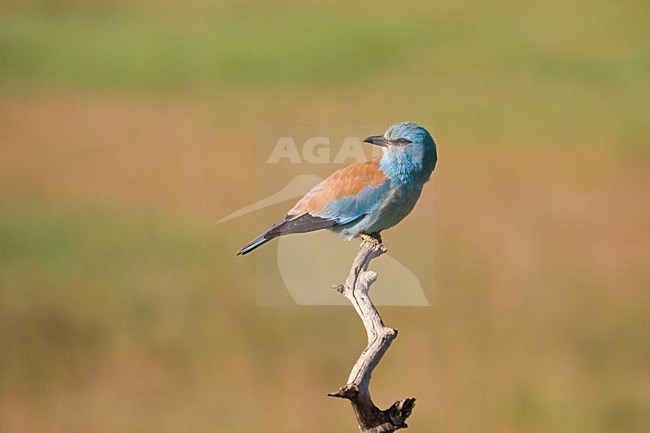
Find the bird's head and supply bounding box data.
[364,121,437,183]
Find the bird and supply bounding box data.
[237,121,437,255]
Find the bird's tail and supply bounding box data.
[237,218,289,255]
[237,214,338,255]
[237,232,275,255]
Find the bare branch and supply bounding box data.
[329,235,416,432]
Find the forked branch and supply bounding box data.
[328,235,416,433]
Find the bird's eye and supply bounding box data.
[394,138,412,145]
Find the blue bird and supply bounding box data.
[237,121,437,255]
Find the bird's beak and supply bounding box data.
[363,135,390,147]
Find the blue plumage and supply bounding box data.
[316,181,391,225]
[237,121,437,255]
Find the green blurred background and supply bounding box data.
[1,1,648,432]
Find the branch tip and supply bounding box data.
[327,384,359,400]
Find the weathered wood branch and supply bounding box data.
[328,235,416,433]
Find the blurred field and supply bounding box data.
[1,1,649,432]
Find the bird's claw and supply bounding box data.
[360,232,383,247]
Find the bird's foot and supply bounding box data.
[360,232,383,247]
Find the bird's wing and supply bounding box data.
[237,156,389,255]
[287,155,389,224]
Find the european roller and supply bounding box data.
[237,121,437,255]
